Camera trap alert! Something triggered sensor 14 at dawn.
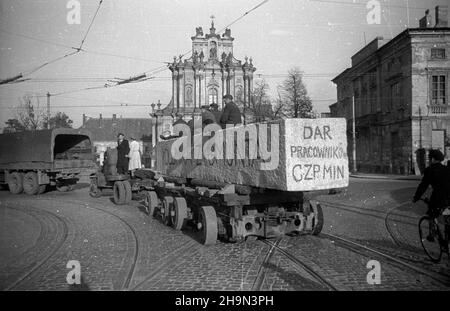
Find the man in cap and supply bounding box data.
[219,94,242,128]
[413,149,450,226]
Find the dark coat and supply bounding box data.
[211,109,222,123]
[414,162,450,210]
[220,101,242,127]
[116,139,130,171]
[202,110,217,127]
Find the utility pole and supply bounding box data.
[418,106,422,148]
[352,95,357,173]
[46,92,50,129]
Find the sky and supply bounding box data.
[0,0,447,128]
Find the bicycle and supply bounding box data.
[418,198,450,263]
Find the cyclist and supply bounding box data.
[413,149,450,249]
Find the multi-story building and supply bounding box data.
[330,6,450,175]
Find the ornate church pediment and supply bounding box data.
[207,76,219,87]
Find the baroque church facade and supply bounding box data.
[156,20,256,138]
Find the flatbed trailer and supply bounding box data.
[90,170,323,245]
[89,118,348,245]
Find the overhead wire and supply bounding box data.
[0,0,105,85]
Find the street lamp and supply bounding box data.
[149,100,162,169]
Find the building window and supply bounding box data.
[208,88,218,105]
[432,75,446,105]
[390,82,400,111]
[431,48,446,59]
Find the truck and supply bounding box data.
[0,128,97,195]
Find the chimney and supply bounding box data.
[435,5,448,27]
[113,114,117,121]
[99,113,102,127]
[419,9,432,28]
[82,114,86,126]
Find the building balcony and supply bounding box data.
[427,105,449,115]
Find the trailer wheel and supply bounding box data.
[171,197,187,230]
[89,179,102,198]
[162,196,173,226]
[113,181,126,205]
[199,206,218,245]
[310,201,324,235]
[8,172,23,194]
[23,172,39,195]
[123,180,132,204]
[38,184,47,195]
[56,184,71,192]
[144,191,159,217]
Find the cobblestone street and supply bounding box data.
[0,177,449,291]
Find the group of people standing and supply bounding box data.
[198,94,242,128]
[116,133,141,177]
[114,94,242,175]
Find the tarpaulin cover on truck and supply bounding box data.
[0,128,93,170]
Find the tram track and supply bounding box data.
[254,238,338,291]
[34,195,205,291]
[318,199,448,267]
[3,205,70,291]
[319,232,450,287]
[42,197,140,290]
[251,238,281,291]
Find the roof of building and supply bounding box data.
[80,116,153,141]
[332,27,450,82]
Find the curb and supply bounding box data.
[350,174,421,181]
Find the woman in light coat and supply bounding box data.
[128,137,142,177]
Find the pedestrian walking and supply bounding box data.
[128,137,141,177]
[116,133,130,175]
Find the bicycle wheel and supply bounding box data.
[418,216,442,263]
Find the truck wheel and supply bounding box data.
[23,172,39,195]
[113,181,126,205]
[144,191,159,217]
[162,196,173,226]
[199,206,218,245]
[171,197,187,230]
[8,172,23,194]
[123,180,132,204]
[310,202,324,235]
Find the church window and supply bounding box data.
[208,88,218,104]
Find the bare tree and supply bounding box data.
[16,94,46,131]
[43,111,73,129]
[279,67,313,118]
[247,79,274,123]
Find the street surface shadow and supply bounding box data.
[262,262,329,291]
[68,276,91,291]
[390,186,430,217]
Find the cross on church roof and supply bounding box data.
[210,15,216,33]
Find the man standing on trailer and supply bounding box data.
[220,94,242,128]
[116,133,130,175]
